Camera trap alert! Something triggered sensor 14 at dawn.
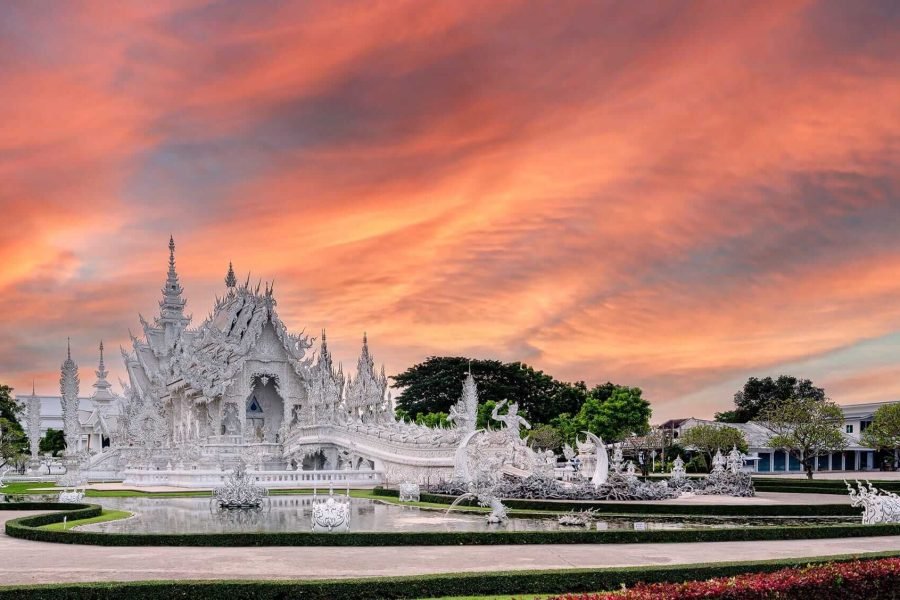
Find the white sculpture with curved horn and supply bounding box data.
[582,431,608,485]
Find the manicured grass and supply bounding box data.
[40,509,132,531]
[0,482,58,495]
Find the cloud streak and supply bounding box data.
[1,1,900,420]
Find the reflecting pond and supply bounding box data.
[53,495,857,534]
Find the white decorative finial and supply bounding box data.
[67,337,71,360]
[225,262,237,289]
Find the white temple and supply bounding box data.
[67,237,475,487]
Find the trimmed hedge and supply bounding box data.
[5,504,897,547]
[754,478,900,496]
[0,502,100,522]
[1,552,900,599]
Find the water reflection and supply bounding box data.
[62,496,853,535]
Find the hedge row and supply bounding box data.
[5,505,897,547]
[375,489,858,516]
[753,479,900,496]
[2,552,900,600]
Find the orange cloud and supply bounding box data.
[2,1,900,420]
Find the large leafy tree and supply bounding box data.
[571,385,651,443]
[716,375,825,423]
[391,357,586,423]
[861,404,900,464]
[0,384,28,470]
[528,424,564,452]
[679,424,748,471]
[762,397,846,480]
[40,428,67,457]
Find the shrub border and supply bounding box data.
[5,502,898,547]
[1,551,900,599]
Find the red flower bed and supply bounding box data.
[549,558,900,600]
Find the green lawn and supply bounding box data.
[39,509,132,531]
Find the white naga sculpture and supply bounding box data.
[311,486,351,532]
[846,480,900,525]
[398,482,421,502]
[447,485,509,524]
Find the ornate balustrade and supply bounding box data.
[122,467,381,488]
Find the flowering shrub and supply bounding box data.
[549,558,900,599]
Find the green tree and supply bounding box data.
[573,386,651,443]
[40,428,66,457]
[0,384,27,470]
[528,424,564,452]
[716,375,825,423]
[679,424,748,471]
[414,412,450,428]
[476,400,497,430]
[861,404,900,465]
[762,397,846,480]
[391,357,586,424]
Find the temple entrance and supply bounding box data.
[246,375,284,442]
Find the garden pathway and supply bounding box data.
[1,511,898,585]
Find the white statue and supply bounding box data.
[610,444,624,473]
[727,445,743,474]
[58,487,85,503]
[671,455,686,481]
[311,486,351,532]
[491,400,531,438]
[448,366,479,432]
[213,463,268,508]
[711,449,726,474]
[582,432,609,485]
[846,480,900,525]
[398,482,421,502]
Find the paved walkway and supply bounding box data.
[1,511,897,585]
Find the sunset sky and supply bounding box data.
[2,1,899,421]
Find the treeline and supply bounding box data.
[391,357,651,452]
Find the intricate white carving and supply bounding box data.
[847,480,900,524]
[398,482,421,502]
[491,400,531,440]
[213,464,268,508]
[448,368,478,432]
[58,488,85,503]
[60,340,80,456]
[311,486,351,532]
[558,508,597,527]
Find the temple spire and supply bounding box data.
[158,235,189,336]
[92,340,114,405]
[225,261,237,290]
